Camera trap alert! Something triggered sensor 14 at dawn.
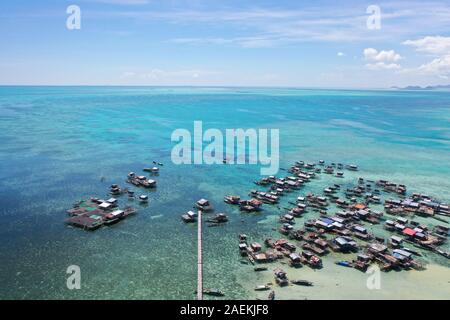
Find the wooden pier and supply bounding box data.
[197,210,203,300]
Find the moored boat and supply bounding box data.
[255,285,271,291]
[335,261,353,268]
[291,280,313,286]
[254,266,268,272]
[201,289,225,297]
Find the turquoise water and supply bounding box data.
[0,86,449,299]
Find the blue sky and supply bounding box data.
[1,0,450,87]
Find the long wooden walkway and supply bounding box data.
[197,210,203,300]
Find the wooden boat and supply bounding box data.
[198,289,224,297]
[254,267,268,272]
[433,225,449,236]
[143,167,159,174]
[335,261,353,268]
[435,248,450,259]
[254,285,271,291]
[291,280,313,287]
[346,164,358,171]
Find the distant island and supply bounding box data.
[392,85,450,91]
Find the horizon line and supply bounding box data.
[0,84,398,91]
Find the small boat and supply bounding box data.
[144,167,159,174]
[254,267,268,272]
[335,261,353,268]
[139,195,149,203]
[202,289,224,297]
[254,285,271,291]
[291,280,313,287]
[435,248,450,259]
[268,291,275,300]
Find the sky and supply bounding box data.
[1,0,450,88]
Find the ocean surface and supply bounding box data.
[0,86,449,300]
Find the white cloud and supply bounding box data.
[91,0,149,5]
[363,48,378,60]
[337,52,345,57]
[170,36,278,48]
[95,1,450,47]
[121,71,136,78]
[403,36,450,55]
[364,48,402,62]
[121,69,220,81]
[417,55,450,77]
[403,35,450,78]
[366,62,402,70]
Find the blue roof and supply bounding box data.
[320,217,334,225]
